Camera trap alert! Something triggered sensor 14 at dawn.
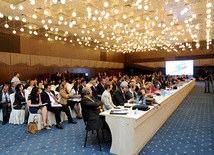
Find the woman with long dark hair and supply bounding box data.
[69,83,82,119]
[28,87,50,130]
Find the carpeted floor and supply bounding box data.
[0,81,213,155]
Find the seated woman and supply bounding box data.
[28,87,51,130]
[70,83,82,119]
[13,84,29,121]
[125,82,137,100]
[137,87,147,101]
[60,83,82,119]
[152,79,162,90]
[145,82,156,94]
[27,80,35,92]
[101,83,116,111]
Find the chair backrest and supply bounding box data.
[9,93,15,110]
[24,89,30,102]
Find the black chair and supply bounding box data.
[82,113,103,151]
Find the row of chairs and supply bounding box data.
[1,88,77,130]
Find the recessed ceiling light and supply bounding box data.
[104,2,108,7]
[72,12,76,17]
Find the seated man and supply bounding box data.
[80,87,105,130]
[112,81,135,106]
[0,84,12,125]
[41,84,77,129]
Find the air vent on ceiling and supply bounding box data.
[167,13,174,16]
[124,4,131,7]
[2,0,26,5]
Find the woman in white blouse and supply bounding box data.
[101,82,116,111]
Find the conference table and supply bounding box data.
[100,79,195,155]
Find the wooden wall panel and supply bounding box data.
[89,60,97,68]
[109,62,115,68]
[0,52,10,65]
[60,58,71,67]
[118,63,124,69]
[103,62,110,68]
[31,55,47,66]
[11,53,30,66]
[199,59,213,66]
[98,61,104,68]
[71,59,82,67]
[194,60,200,66]
[82,60,90,68]
[47,56,60,66]
[0,32,20,53]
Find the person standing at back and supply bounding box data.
[97,78,105,98]
[203,69,211,93]
[11,72,21,85]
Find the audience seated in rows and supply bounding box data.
[0,71,192,126]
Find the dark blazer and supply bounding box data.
[90,85,99,99]
[80,96,103,130]
[13,91,26,108]
[97,83,105,96]
[110,82,117,95]
[117,80,122,89]
[112,89,127,106]
[125,90,137,100]
[41,91,53,105]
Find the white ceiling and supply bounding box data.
[0,0,213,53]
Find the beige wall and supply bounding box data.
[0,28,124,63]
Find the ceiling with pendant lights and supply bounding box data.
[0,0,213,53]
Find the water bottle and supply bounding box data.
[143,96,146,105]
[163,89,165,97]
[134,108,139,115]
[136,96,139,104]
[179,83,180,87]
[171,86,173,94]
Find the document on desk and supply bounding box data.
[51,104,62,107]
[110,109,128,115]
[37,103,48,108]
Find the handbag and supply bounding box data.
[132,105,150,111]
[25,115,39,134]
[145,97,155,105]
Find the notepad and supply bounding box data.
[51,104,62,107]
[37,103,48,108]
[110,110,128,115]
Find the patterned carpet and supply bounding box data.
[0,81,213,155]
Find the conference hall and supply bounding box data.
[0,0,213,154]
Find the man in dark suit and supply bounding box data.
[112,81,135,106]
[0,84,12,125]
[97,78,105,98]
[110,78,117,95]
[80,87,104,130]
[41,84,77,129]
[78,80,86,95]
[117,77,123,89]
[90,80,100,99]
